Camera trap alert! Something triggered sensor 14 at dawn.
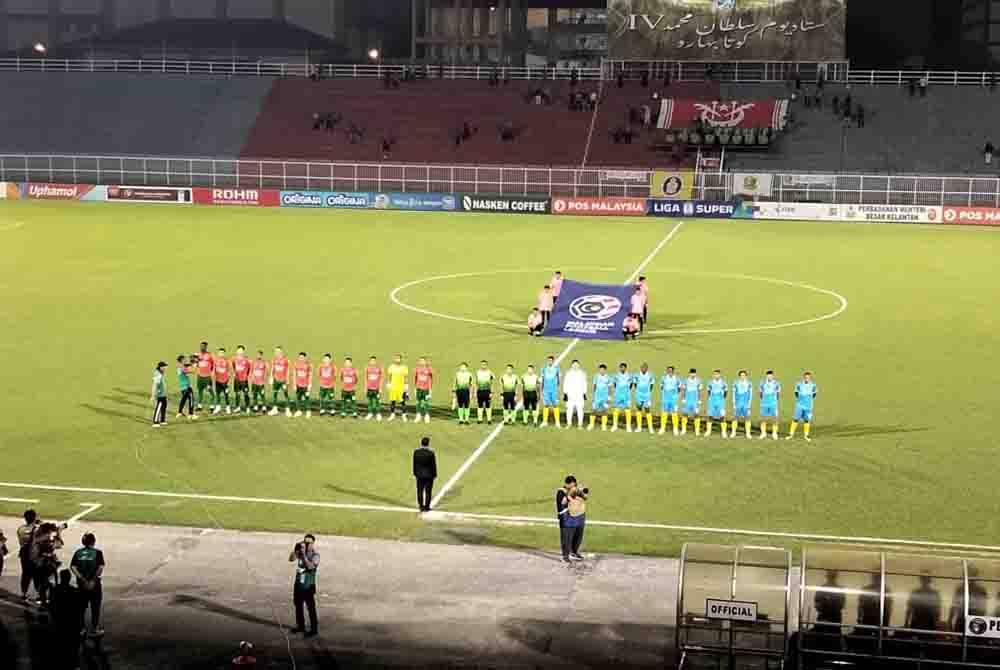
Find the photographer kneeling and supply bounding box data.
[556,476,588,563]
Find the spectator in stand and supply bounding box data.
[908,78,917,97]
[663,69,671,88]
[985,140,995,166]
[589,91,598,110]
[919,76,929,97]
[832,95,840,116]
[794,71,802,90]
[803,88,812,108]
[640,69,649,88]
[312,112,322,130]
[991,71,997,92]
[616,72,624,88]
[642,103,652,129]
[570,68,579,88]
[843,95,852,121]
[856,104,865,129]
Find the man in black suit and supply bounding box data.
[413,437,437,512]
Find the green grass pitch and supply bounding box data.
[1,200,998,556]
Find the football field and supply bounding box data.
[2,200,999,557]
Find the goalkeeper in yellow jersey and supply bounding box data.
[386,354,409,422]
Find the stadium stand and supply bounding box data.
[0,72,272,157]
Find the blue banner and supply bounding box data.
[280,191,375,209]
[648,200,739,218]
[544,279,636,340]
[375,193,458,212]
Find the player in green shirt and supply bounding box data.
[500,364,520,424]
[453,363,473,424]
[475,361,496,424]
[521,365,540,425]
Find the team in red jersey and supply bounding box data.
[171,343,440,422]
[212,348,232,415]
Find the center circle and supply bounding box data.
[389,269,847,335]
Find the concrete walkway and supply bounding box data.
[0,516,678,669]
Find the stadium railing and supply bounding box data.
[3,153,1000,206]
[1,57,998,87]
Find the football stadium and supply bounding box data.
[1,1,1000,668]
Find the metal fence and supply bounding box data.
[0,154,652,197]
[3,154,1000,207]
[697,172,1000,207]
[2,56,999,87]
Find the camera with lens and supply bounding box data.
[570,486,589,498]
[294,542,304,555]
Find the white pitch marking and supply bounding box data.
[0,496,39,504]
[644,269,849,335]
[390,266,620,329]
[67,502,103,524]
[0,481,994,554]
[0,482,413,514]
[430,223,685,509]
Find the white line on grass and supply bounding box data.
[429,222,685,510]
[0,480,996,554]
[67,502,103,524]
[0,497,39,504]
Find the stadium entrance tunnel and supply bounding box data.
[677,543,1000,669]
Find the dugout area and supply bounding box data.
[677,543,1000,670]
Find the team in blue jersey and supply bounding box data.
[494,357,818,440]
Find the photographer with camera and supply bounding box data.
[288,534,320,637]
[556,476,588,563]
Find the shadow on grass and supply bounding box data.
[325,484,409,508]
[818,423,930,439]
[80,402,150,425]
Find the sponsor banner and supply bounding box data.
[193,187,279,207]
[608,0,846,62]
[968,615,1000,639]
[749,202,943,224]
[599,169,649,183]
[840,204,941,224]
[648,199,738,218]
[106,185,192,203]
[942,206,1000,226]
[649,170,693,200]
[459,194,550,214]
[733,173,774,197]
[657,99,789,131]
[705,599,759,623]
[551,196,647,216]
[280,190,376,209]
[373,192,458,212]
[544,279,636,340]
[20,182,99,200]
[780,174,837,189]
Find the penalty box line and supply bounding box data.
[2,481,1000,554]
[429,222,686,510]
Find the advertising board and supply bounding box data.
[551,197,647,216]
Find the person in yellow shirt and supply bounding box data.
[387,354,409,422]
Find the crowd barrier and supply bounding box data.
[3,181,999,227]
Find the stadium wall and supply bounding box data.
[4,181,999,227]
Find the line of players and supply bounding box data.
[171,342,818,440]
[174,343,434,423]
[457,358,818,441]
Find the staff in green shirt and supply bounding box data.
[453,363,473,424]
[475,361,495,424]
[176,355,196,420]
[151,361,168,427]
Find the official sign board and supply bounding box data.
[608,0,847,62]
[968,615,1000,639]
[648,199,738,218]
[460,194,550,214]
[705,598,758,622]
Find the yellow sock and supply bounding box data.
[589,415,596,429]
[553,407,561,424]
[804,422,811,438]
[760,421,767,435]
[612,409,619,428]
[772,423,779,438]
[694,418,701,435]
[625,409,632,430]
[705,420,712,436]
[660,413,668,431]
[645,413,653,429]
[681,416,688,431]
[731,420,738,434]
[542,407,549,423]
[601,415,608,429]
[789,421,798,436]
[745,420,751,437]
[672,412,679,430]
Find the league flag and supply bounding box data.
[544,280,635,341]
